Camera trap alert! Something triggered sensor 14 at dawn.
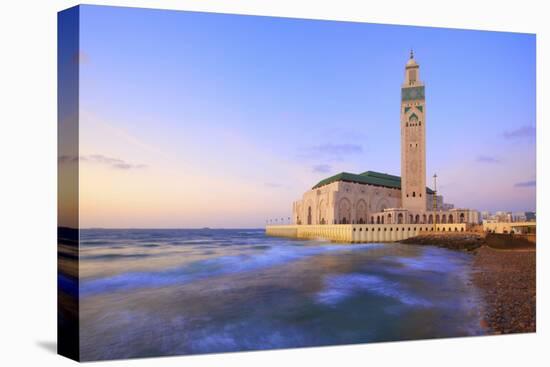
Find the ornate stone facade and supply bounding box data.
[290,52,480,227]
[293,180,401,225]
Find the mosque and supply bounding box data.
[290,52,479,228]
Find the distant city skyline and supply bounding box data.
[62,5,535,228]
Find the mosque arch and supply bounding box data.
[338,198,352,225]
[428,214,433,224]
[307,206,312,225]
[409,214,413,223]
[423,214,427,223]
[441,214,447,223]
[356,200,368,225]
[317,199,328,225]
[448,214,454,223]
[459,213,465,223]
[397,213,404,224]
[415,214,420,224]
[387,213,392,224]
[376,198,390,213]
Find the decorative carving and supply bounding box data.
[401,86,425,101]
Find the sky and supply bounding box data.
[62,5,536,228]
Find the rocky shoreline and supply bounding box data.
[472,246,536,334]
[400,232,485,251]
[400,232,536,335]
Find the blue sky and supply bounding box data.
[73,5,535,228]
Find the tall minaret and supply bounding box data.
[401,50,427,212]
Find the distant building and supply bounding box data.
[481,211,491,220]
[495,211,513,222]
[513,211,536,222]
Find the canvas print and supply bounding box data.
[58,5,536,362]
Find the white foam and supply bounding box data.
[316,273,431,308]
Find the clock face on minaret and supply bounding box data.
[400,51,427,212]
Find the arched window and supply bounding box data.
[398,213,404,224]
[387,214,392,224]
[307,207,312,225]
[415,214,420,224]
[441,214,447,224]
[448,215,454,223]
[460,213,465,223]
[412,192,416,197]
[428,214,433,224]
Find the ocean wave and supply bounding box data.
[390,250,468,273]
[82,253,153,260]
[316,273,431,308]
[80,243,383,297]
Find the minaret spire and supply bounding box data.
[401,51,426,212]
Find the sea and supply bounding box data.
[69,228,485,360]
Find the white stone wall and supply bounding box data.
[266,223,469,243]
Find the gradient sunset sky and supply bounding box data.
[70,5,535,228]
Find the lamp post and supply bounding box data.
[433,173,438,231]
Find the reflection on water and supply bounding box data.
[76,229,484,361]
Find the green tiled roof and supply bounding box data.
[312,170,434,194]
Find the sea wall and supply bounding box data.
[482,221,536,234]
[485,233,536,249]
[266,223,468,243]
